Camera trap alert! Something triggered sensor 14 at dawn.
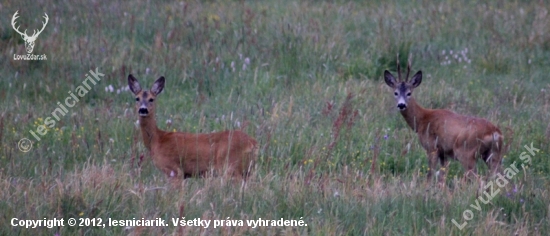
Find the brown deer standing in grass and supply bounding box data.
[128,74,258,180]
[383,59,504,183]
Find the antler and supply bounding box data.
[11,11,26,37]
[396,53,402,82]
[405,54,412,82]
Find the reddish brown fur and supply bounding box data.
[128,74,258,180]
[384,61,504,183]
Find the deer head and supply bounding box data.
[128,74,165,118]
[384,55,422,111]
[11,11,49,54]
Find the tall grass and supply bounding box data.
[1,0,549,235]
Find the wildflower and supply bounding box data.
[208,14,220,22]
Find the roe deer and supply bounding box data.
[128,74,258,179]
[383,59,503,183]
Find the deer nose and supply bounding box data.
[397,103,407,110]
[139,108,149,115]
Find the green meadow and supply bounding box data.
[1,0,549,235]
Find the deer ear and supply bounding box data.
[128,74,141,94]
[384,70,397,88]
[151,76,165,95]
[410,71,422,88]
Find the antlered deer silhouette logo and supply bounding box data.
[11,11,49,54]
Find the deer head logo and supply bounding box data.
[11,11,49,54]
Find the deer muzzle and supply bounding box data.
[138,106,149,116]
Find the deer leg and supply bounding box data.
[426,150,438,183]
[241,151,256,179]
[437,153,449,184]
[484,147,503,177]
[456,149,477,182]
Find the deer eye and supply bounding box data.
[149,98,154,102]
[135,98,139,101]
[394,92,398,96]
[407,93,411,97]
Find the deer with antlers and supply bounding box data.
[128,75,258,180]
[384,57,504,183]
[11,11,49,54]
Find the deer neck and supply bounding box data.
[138,115,161,150]
[399,97,428,133]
